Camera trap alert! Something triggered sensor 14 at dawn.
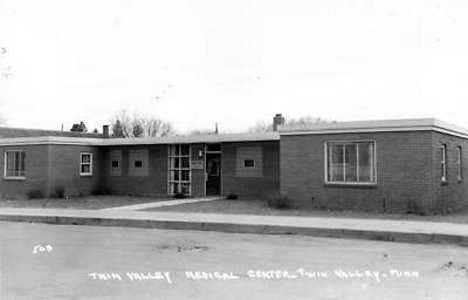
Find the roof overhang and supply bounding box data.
[0,132,280,146]
[279,118,468,139]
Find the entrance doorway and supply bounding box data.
[206,145,221,196]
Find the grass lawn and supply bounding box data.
[0,195,168,210]
[145,199,468,224]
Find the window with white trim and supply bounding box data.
[4,150,26,179]
[168,144,191,195]
[80,153,93,176]
[457,146,463,181]
[326,141,376,184]
[441,144,447,182]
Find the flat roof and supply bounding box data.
[1,118,468,146]
[279,118,468,139]
[0,132,280,146]
[0,126,103,138]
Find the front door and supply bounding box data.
[206,153,221,196]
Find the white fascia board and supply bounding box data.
[280,118,468,139]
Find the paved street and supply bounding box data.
[0,221,467,300]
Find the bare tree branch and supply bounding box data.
[109,110,175,138]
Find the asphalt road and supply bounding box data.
[0,221,466,300]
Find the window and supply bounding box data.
[4,150,26,179]
[110,150,122,177]
[243,159,255,168]
[441,144,447,182]
[236,146,263,178]
[326,141,376,184]
[458,146,463,181]
[169,144,191,195]
[129,149,148,176]
[80,153,93,176]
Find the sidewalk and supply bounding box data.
[102,196,223,211]
[0,207,467,246]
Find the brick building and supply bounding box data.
[0,118,467,214]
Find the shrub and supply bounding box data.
[50,186,66,199]
[226,194,238,200]
[27,189,44,199]
[173,192,186,199]
[267,194,292,209]
[91,187,103,195]
[406,198,426,216]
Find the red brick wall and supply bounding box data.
[47,145,102,197]
[280,131,435,213]
[0,145,49,199]
[101,145,168,197]
[221,141,280,198]
[431,132,468,213]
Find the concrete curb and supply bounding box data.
[0,212,467,247]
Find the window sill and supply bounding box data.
[4,177,26,181]
[80,174,93,177]
[324,182,377,189]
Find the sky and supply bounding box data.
[1,0,468,133]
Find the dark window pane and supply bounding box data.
[134,160,143,168]
[344,144,357,181]
[171,157,179,169]
[181,145,190,156]
[170,170,179,181]
[171,183,179,194]
[181,157,190,168]
[81,165,90,173]
[181,170,190,181]
[358,142,373,182]
[82,154,91,163]
[329,144,344,181]
[112,161,119,168]
[244,159,255,168]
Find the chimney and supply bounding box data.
[102,125,110,138]
[273,114,285,131]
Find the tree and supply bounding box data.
[112,120,127,138]
[70,121,87,132]
[143,117,175,137]
[132,123,144,137]
[248,115,335,133]
[109,110,175,138]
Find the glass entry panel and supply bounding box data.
[169,144,191,195]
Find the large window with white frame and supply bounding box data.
[4,150,26,179]
[326,141,376,184]
[80,152,93,176]
[169,144,191,195]
[441,144,447,182]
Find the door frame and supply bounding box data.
[205,144,222,196]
